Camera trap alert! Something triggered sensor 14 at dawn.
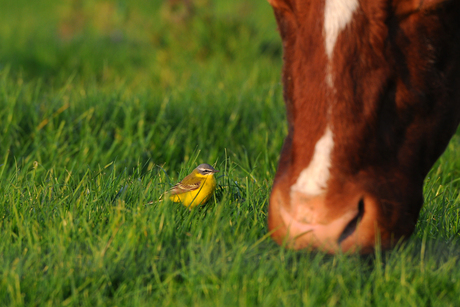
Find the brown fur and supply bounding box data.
[268,0,460,253]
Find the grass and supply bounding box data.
[0,0,460,306]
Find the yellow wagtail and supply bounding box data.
[168,163,219,209]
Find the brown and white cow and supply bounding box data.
[267,0,460,253]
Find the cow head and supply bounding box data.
[268,0,460,253]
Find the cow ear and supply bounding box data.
[394,0,447,16]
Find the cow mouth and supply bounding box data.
[279,202,361,252]
[338,198,365,244]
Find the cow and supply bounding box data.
[267,0,460,254]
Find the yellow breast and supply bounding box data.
[169,175,217,209]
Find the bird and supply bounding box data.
[168,163,219,209]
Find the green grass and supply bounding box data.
[0,0,460,306]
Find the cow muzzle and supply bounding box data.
[269,186,381,254]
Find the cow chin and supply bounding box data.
[268,182,414,254]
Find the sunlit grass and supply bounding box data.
[0,0,459,306]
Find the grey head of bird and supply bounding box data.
[196,163,219,175]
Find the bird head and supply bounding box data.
[195,163,219,177]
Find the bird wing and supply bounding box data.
[168,173,202,195]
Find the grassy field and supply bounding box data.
[1,0,460,306]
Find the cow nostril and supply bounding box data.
[358,198,364,214]
[338,198,365,244]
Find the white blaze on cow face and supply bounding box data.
[290,0,359,197]
[324,0,359,86]
[291,127,334,196]
[290,1,358,199]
